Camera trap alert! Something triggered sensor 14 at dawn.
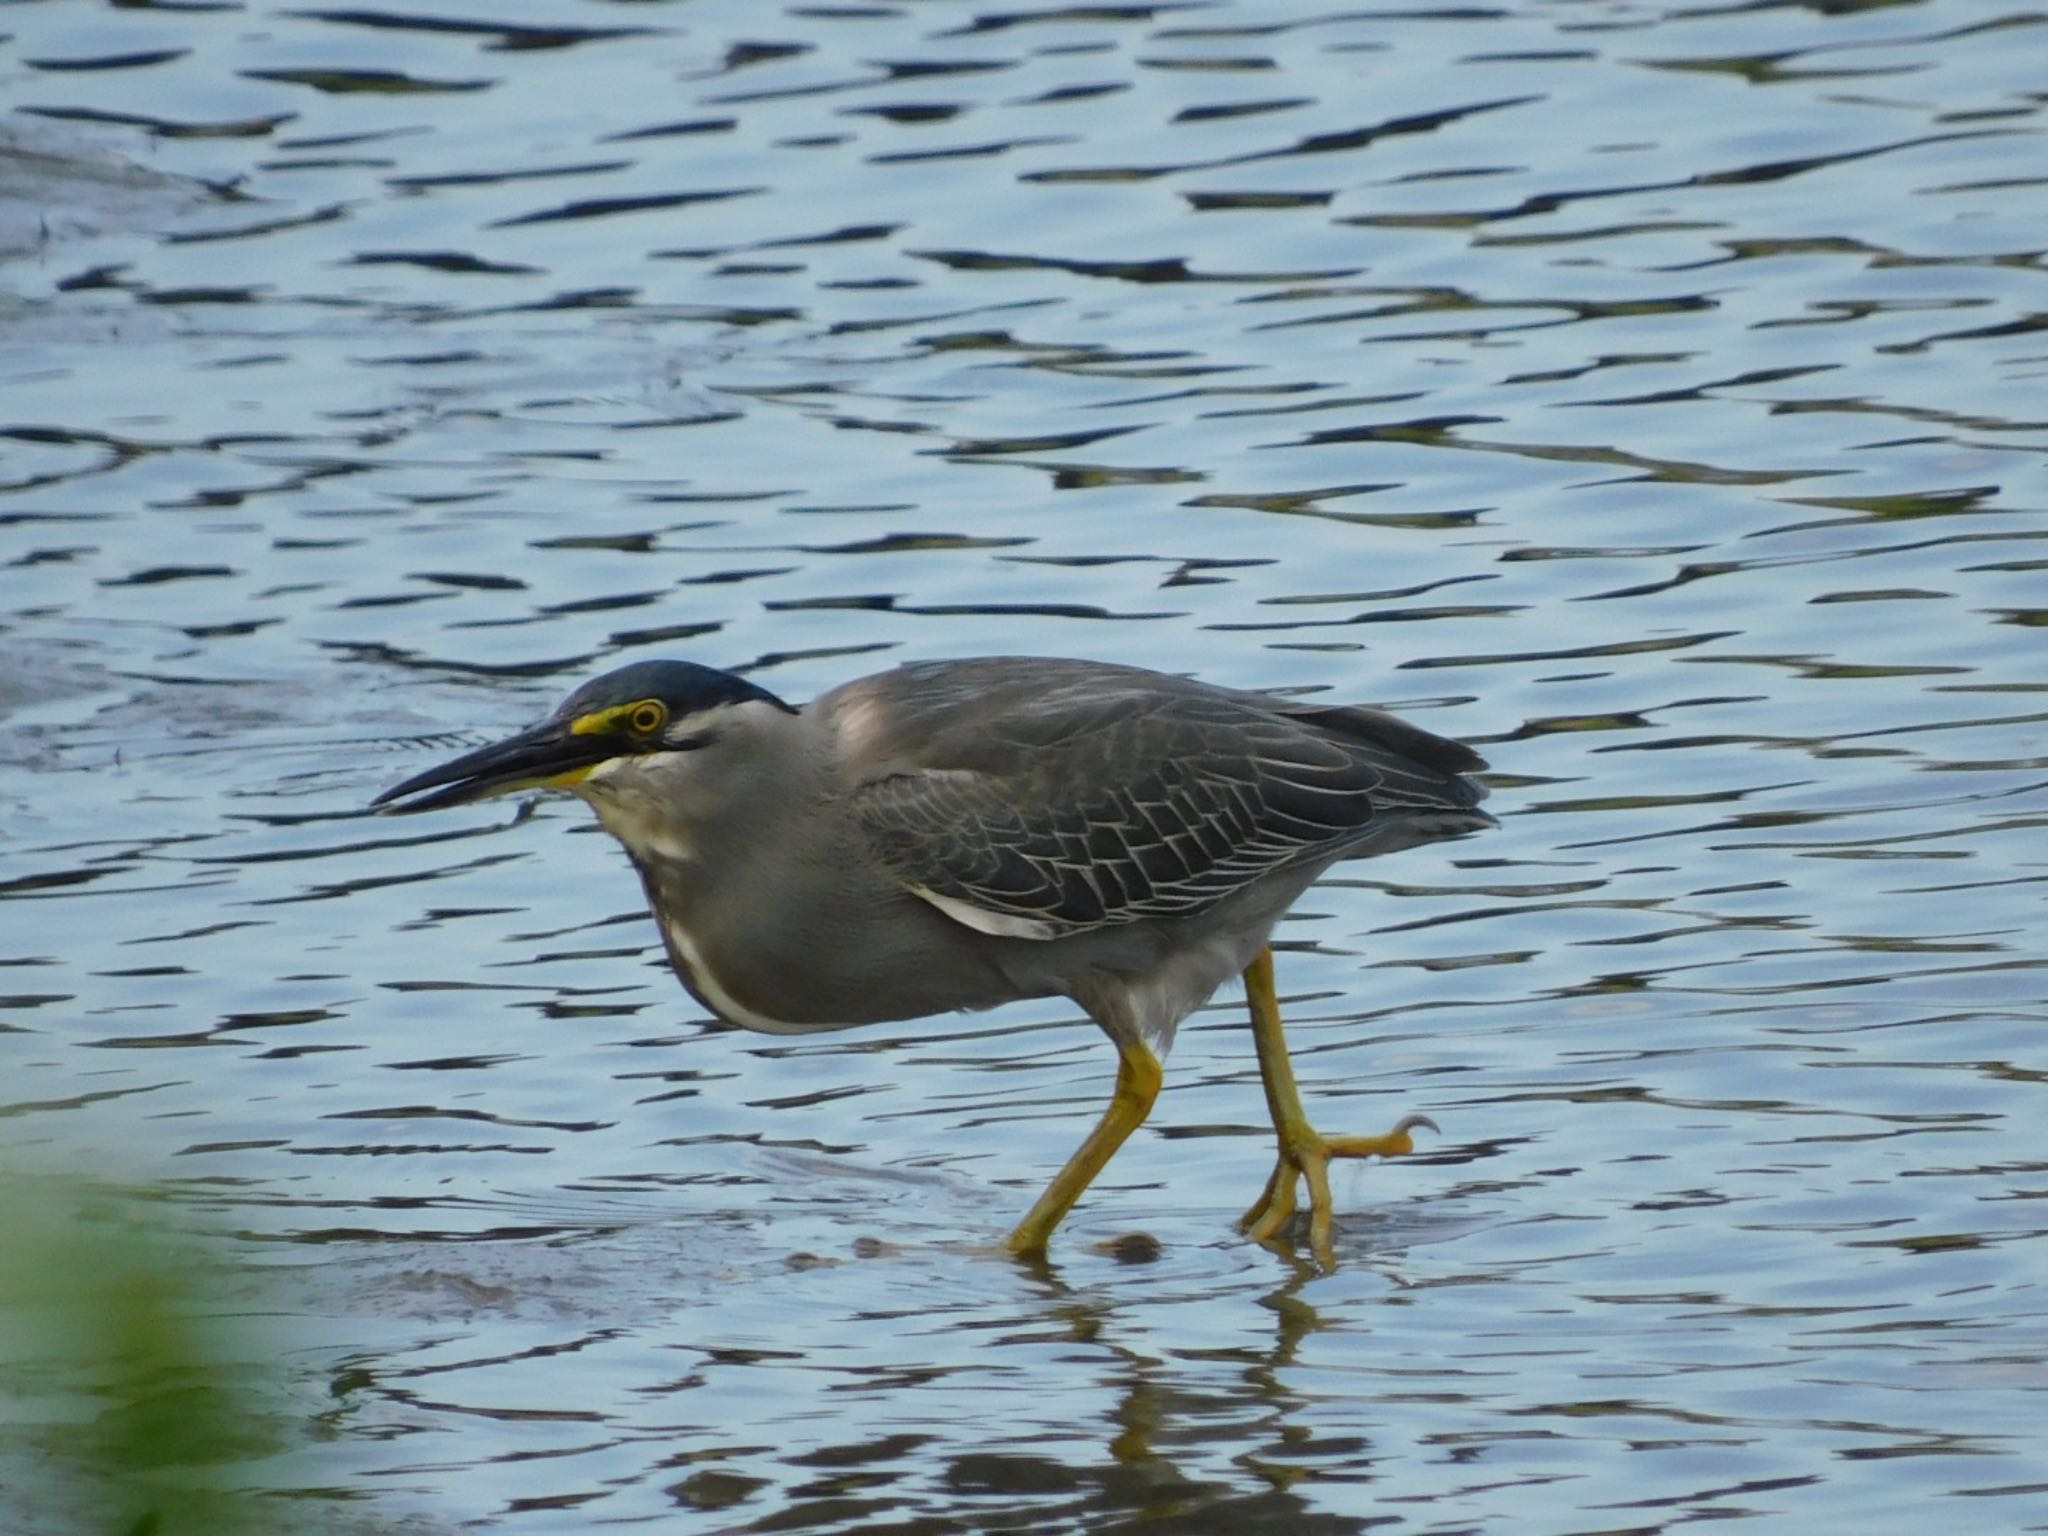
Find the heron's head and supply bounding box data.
[372,660,795,822]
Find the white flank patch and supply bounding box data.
[906,885,1060,941]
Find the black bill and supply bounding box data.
[371,722,612,815]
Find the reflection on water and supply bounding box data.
[3,0,2045,1531]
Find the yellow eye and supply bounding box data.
[625,700,667,736]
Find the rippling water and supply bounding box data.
[4,1,2045,1531]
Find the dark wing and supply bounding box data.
[844,658,1489,941]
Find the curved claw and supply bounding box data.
[1324,1112,1438,1160]
[1239,1113,1438,1254]
[1240,1159,1298,1244]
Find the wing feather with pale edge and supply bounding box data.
[846,661,1489,940]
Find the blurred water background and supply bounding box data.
[3,1,2045,1531]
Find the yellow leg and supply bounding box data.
[1006,1040,1163,1257]
[1238,948,1436,1257]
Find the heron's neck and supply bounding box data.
[581,700,816,872]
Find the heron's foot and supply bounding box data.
[1239,1113,1438,1253]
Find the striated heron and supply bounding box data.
[373,655,1493,1257]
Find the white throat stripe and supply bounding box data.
[661,913,858,1036]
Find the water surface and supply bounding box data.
[3,1,2045,1531]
